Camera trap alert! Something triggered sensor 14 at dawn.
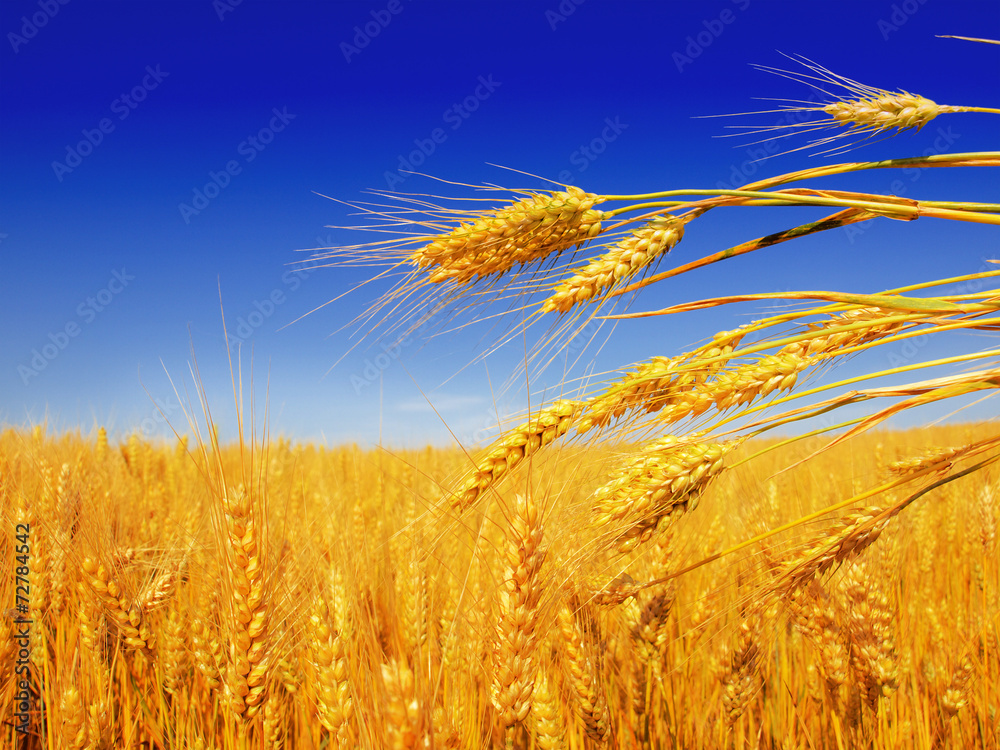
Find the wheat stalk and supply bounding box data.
[219,484,270,723]
[592,436,735,552]
[81,557,155,657]
[723,54,1000,155]
[839,560,899,708]
[305,587,355,744]
[59,686,88,749]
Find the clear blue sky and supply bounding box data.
[2,0,998,447]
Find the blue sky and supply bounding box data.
[2,0,998,447]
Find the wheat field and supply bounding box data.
[0,421,996,748]
[3,50,999,750]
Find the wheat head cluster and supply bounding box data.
[2,53,1000,750]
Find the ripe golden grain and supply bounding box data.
[81,557,155,656]
[542,214,685,313]
[491,493,546,727]
[1,423,996,747]
[4,45,999,748]
[591,436,733,552]
[219,484,270,721]
[413,186,605,286]
[453,400,581,510]
[557,600,611,743]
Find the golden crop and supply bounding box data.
[3,53,998,750]
[0,422,996,748]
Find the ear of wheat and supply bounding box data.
[716,54,1000,155]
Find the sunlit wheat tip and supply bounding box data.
[542,214,684,313]
[576,355,685,434]
[822,91,941,135]
[726,55,999,155]
[887,445,965,476]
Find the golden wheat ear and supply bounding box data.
[491,493,546,728]
[412,185,606,286]
[541,214,686,314]
[709,53,1000,156]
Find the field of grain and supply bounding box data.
[3,46,999,750]
[0,420,996,749]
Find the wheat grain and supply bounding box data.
[822,91,941,135]
[839,561,898,708]
[887,446,966,476]
[557,600,611,743]
[60,686,88,749]
[491,493,546,727]
[940,655,975,718]
[306,595,355,743]
[161,607,187,698]
[734,55,997,154]
[413,186,605,286]
[138,566,182,614]
[978,483,996,553]
[542,214,685,313]
[49,462,74,615]
[219,484,270,722]
[453,400,581,510]
[81,557,155,656]
[773,506,892,598]
[262,689,286,749]
[591,436,734,552]
[0,420,996,746]
[529,670,567,750]
[787,581,848,693]
[721,618,763,725]
[576,331,745,435]
[192,615,224,694]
